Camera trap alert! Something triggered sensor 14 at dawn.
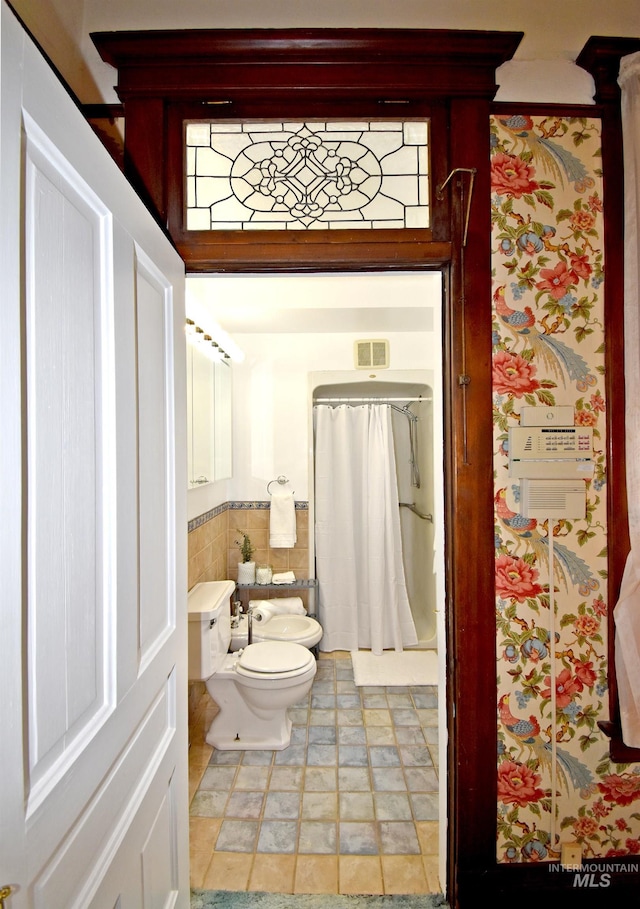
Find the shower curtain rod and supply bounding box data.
[314,396,431,404]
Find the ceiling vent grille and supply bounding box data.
[354,339,389,370]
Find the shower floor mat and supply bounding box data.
[351,649,438,687]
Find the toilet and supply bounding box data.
[229,612,323,651]
[188,580,317,750]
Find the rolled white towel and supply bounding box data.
[248,600,275,623]
[266,597,306,616]
[272,571,296,584]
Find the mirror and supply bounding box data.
[186,333,232,487]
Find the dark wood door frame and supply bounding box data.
[88,28,639,906]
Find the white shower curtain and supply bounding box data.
[314,404,418,654]
[614,52,640,747]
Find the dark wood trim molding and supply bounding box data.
[91,27,523,270]
[577,36,640,765]
[92,28,523,100]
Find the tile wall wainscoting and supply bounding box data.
[188,502,310,592]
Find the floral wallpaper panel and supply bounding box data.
[491,115,640,863]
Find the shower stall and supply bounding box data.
[309,371,440,650]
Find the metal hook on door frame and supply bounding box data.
[436,167,477,246]
[437,167,477,465]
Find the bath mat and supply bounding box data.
[351,650,438,687]
[191,892,449,908]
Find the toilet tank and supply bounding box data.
[187,580,235,680]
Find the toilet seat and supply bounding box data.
[235,641,315,679]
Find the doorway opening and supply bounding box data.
[186,269,448,895]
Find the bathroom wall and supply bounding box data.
[187,288,440,591]
[491,114,640,859]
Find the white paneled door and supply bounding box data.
[0,4,188,907]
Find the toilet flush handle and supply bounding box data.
[0,885,15,908]
[209,617,217,629]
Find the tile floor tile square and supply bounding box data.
[264,791,301,819]
[338,745,369,766]
[395,726,427,745]
[338,767,371,791]
[311,680,337,695]
[311,694,337,709]
[336,680,358,694]
[270,766,304,791]
[338,855,383,895]
[274,744,307,765]
[410,792,439,821]
[235,766,270,790]
[404,767,439,791]
[294,855,339,893]
[417,708,439,727]
[307,743,338,766]
[309,709,337,726]
[302,791,338,820]
[290,726,308,744]
[298,820,338,854]
[208,750,242,765]
[379,820,421,854]
[308,725,337,745]
[190,790,229,817]
[365,726,396,745]
[256,820,299,854]
[226,791,265,818]
[363,709,393,726]
[336,708,364,726]
[371,768,407,791]
[339,821,378,855]
[338,726,367,746]
[199,766,237,790]
[339,791,375,821]
[369,745,401,766]
[374,792,413,821]
[399,745,433,766]
[249,854,296,892]
[241,750,274,765]
[362,694,388,708]
[215,819,259,853]
[391,708,420,726]
[305,767,338,791]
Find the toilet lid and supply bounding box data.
[238,641,312,673]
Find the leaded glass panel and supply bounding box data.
[185,121,429,231]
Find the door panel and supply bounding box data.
[135,252,174,670]
[23,107,114,820]
[0,4,188,907]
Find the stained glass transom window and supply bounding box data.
[185,121,429,231]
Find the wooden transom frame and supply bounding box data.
[91,28,523,272]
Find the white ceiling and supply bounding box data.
[185,272,442,335]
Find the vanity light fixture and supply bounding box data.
[185,318,230,361]
[185,313,244,363]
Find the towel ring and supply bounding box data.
[267,475,295,495]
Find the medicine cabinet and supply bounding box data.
[186,337,232,487]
